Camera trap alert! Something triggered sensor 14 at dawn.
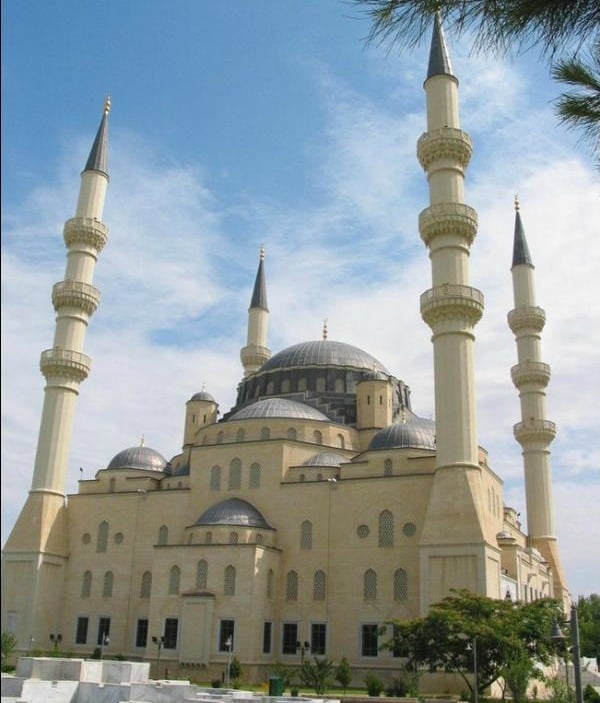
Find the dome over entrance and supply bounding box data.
[195,498,272,528]
[106,445,170,473]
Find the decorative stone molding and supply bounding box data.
[513,419,556,445]
[419,202,478,248]
[241,345,272,369]
[417,127,473,171]
[420,284,484,327]
[510,361,551,388]
[63,217,108,252]
[52,280,100,316]
[40,348,91,382]
[507,306,546,333]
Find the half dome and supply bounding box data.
[260,340,390,374]
[229,397,329,421]
[303,452,351,467]
[368,415,436,451]
[195,498,272,529]
[106,445,170,473]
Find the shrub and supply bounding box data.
[584,684,600,703]
[336,656,352,693]
[211,679,222,688]
[366,673,384,697]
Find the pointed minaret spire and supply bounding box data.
[427,12,454,79]
[322,318,328,340]
[507,200,567,602]
[241,247,271,376]
[84,95,110,176]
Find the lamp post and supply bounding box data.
[466,637,478,703]
[49,633,62,651]
[100,634,110,660]
[224,635,233,687]
[551,605,583,703]
[296,640,310,666]
[152,635,166,678]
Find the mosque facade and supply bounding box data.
[1,16,567,683]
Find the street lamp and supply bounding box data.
[465,638,478,703]
[152,635,166,678]
[49,633,62,651]
[551,605,583,703]
[224,635,233,687]
[296,640,310,666]
[100,634,110,659]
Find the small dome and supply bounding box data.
[368,415,436,451]
[189,390,216,403]
[260,340,390,374]
[303,452,351,467]
[106,445,170,473]
[229,397,329,422]
[195,498,271,529]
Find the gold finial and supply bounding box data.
[140,434,145,447]
[104,95,112,115]
[322,318,328,340]
[259,244,265,261]
[514,193,520,211]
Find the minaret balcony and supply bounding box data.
[40,348,91,383]
[420,284,484,327]
[417,127,473,172]
[513,419,556,445]
[510,361,551,388]
[419,202,478,248]
[52,280,100,316]
[507,306,546,333]
[63,217,108,253]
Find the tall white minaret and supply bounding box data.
[508,198,567,601]
[417,16,497,609]
[240,246,271,376]
[2,99,111,647]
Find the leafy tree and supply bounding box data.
[576,594,600,668]
[270,662,296,688]
[299,656,336,694]
[501,651,542,703]
[383,589,563,699]
[229,656,242,686]
[1,631,18,670]
[335,656,353,692]
[351,0,600,161]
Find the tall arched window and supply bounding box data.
[103,571,114,598]
[394,568,408,600]
[337,434,345,449]
[224,565,236,595]
[313,570,326,601]
[287,427,297,440]
[282,379,290,393]
[286,570,298,601]
[313,430,323,445]
[378,510,394,547]
[364,569,377,600]
[300,520,313,550]
[267,569,274,599]
[140,571,152,598]
[109,477,116,492]
[158,525,169,546]
[249,463,261,489]
[210,465,221,491]
[229,531,239,544]
[216,431,224,444]
[236,428,245,442]
[384,459,393,476]
[169,565,180,595]
[260,426,270,440]
[96,521,109,553]
[229,458,241,490]
[81,571,92,598]
[196,560,208,589]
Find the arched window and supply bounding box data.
[335,378,344,393]
[298,378,307,391]
[229,531,239,544]
[267,381,275,395]
[394,568,408,600]
[286,570,298,601]
[196,560,208,589]
[267,569,274,599]
[260,426,270,440]
[81,571,92,598]
[96,521,109,553]
[364,569,377,600]
[103,571,114,598]
[313,570,326,601]
[282,379,290,393]
[216,431,224,444]
[313,430,323,445]
[287,427,297,441]
[158,525,169,546]
[229,458,241,490]
[249,463,261,489]
[337,434,345,449]
[169,565,180,595]
[316,377,326,392]
[224,565,236,595]
[140,571,152,598]
[378,510,394,547]
[384,459,393,476]
[301,520,313,550]
[205,531,213,544]
[236,428,245,442]
[210,465,221,491]
[109,477,116,493]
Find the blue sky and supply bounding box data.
[2,1,599,599]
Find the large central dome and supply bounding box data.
[261,340,390,374]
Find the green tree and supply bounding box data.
[383,589,563,699]
[352,0,600,161]
[300,656,336,694]
[576,594,600,668]
[335,656,353,693]
[229,656,242,686]
[1,631,18,671]
[501,651,542,703]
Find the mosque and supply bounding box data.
[1,16,567,684]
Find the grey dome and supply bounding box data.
[189,390,216,402]
[195,498,272,529]
[260,340,390,374]
[107,445,170,473]
[229,397,329,421]
[368,415,436,451]
[303,452,351,467]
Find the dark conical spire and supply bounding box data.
[250,246,268,311]
[84,96,110,176]
[512,196,534,268]
[427,13,454,79]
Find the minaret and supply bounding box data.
[240,246,271,376]
[507,198,567,601]
[416,16,497,609]
[2,99,111,647]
